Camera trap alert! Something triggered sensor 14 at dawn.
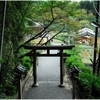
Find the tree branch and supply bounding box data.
[42,26,65,45]
[17,17,57,52]
[36,24,61,46]
[36,31,48,46]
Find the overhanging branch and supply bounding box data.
[36,25,61,46]
[42,26,65,45]
[17,17,57,52]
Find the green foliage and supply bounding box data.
[77,72,94,92]
[32,1,82,32]
[46,42,51,46]
[4,82,17,96]
[20,57,32,75]
[66,55,83,68]
[66,46,100,98]
[0,58,4,63]
[77,1,95,15]
[66,46,81,55]
[66,46,84,69]
[92,76,100,91]
[0,69,17,99]
[77,72,100,98]
[0,1,95,98]
[0,1,33,98]
[66,46,92,73]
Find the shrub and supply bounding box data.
[20,57,31,64]
[66,46,92,73]
[91,76,100,98]
[93,76,100,91]
[77,72,100,98]
[4,83,17,96]
[0,77,17,99]
[79,66,92,73]
[66,46,83,68]
[66,46,100,98]
[66,55,84,68]
[20,57,32,75]
[77,72,94,92]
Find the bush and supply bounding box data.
[66,55,84,68]
[0,77,17,99]
[66,46,100,98]
[77,72,94,92]
[66,46,92,73]
[4,83,17,96]
[77,72,100,98]
[20,57,31,64]
[20,57,32,75]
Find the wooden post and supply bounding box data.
[59,49,65,87]
[93,1,99,74]
[32,49,39,87]
[18,79,22,99]
[72,79,76,99]
[97,48,100,75]
[22,45,75,87]
[47,49,49,54]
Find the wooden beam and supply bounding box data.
[59,50,65,87]
[23,53,71,57]
[32,49,39,87]
[23,44,75,50]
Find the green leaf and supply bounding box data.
[0,59,4,63]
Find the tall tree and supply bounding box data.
[20,1,82,46]
[0,1,33,98]
[77,1,95,15]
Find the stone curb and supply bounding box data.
[21,67,33,92]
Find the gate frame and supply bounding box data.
[23,44,75,87]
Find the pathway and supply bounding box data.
[22,43,73,99]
